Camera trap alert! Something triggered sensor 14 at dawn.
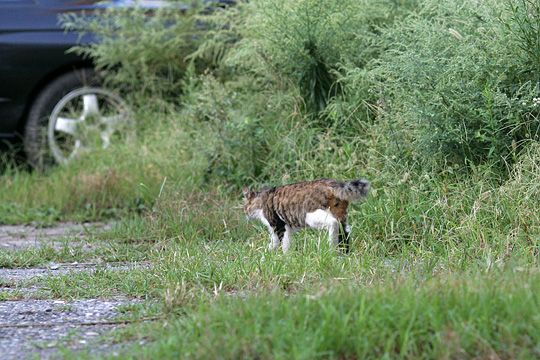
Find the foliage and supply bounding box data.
[369,0,540,172]
[222,0,418,115]
[506,0,540,81]
[61,1,208,108]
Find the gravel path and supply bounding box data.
[0,261,151,283]
[0,222,147,359]
[0,222,112,250]
[0,299,139,360]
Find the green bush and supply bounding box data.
[227,0,417,115]
[369,0,540,173]
[173,0,418,185]
[62,2,208,108]
[506,0,540,81]
[8,0,540,221]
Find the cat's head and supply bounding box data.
[242,187,263,219]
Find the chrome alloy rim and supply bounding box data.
[47,88,132,165]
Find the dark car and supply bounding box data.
[0,0,140,168]
[0,0,234,168]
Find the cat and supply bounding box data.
[243,178,370,253]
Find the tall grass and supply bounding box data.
[0,109,207,223]
[506,0,540,82]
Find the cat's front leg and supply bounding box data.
[328,220,340,249]
[282,225,294,253]
[268,232,280,250]
[268,224,285,250]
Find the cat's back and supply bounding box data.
[272,179,337,198]
[266,179,339,227]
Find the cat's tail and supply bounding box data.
[332,179,370,202]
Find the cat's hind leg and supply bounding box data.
[338,222,351,253]
[305,209,340,251]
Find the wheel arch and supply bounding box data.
[16,61,96,136]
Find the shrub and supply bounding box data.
[62,2,209,108]
[505,0,540,82]
[370,0,540,173]
[218,0,418,116]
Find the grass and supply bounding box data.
[1,173,539,356]
[53,271,540,359]
[132,273,540,360]
[2,155,540,357]
[0,237,152,269]
[38,268,154,300]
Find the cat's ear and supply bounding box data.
[242,187,252,199]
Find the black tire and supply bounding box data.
[24,68,99,169]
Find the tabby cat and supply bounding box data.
[243,179,370,253]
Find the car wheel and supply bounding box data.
[24,69,133,169]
